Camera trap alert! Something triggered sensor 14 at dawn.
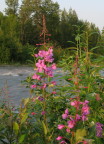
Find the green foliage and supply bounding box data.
[0,46,104,143]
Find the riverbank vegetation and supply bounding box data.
[0,40,104,143]
[0,0,104,144]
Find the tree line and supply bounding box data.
[0,0,104,64]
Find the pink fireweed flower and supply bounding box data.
[83,86,88,89]
[58,124,65,130]
[96,122,103,137]
[81,115,88,121]
[52,91,56,94]
[36,48,54,62]
[82,105,90,115]
[34,54,38,57]
[38,96,44,101]
[45,67,53,77]
[41,111,46,115]
[66,128,70,133]
[83,141,88,144]
[51,81,56,85]
[67,119,76,129]
[65,108,69,115]
[32,74,41,80]
[62,113,68,119]
[75,114,81,121]
[31,112,36,115]
[41,83,47,89]
[30,85,37,89]
[83,100,89,104]
[70,100,80,109]
[45,55,54,63]
[56,136,63,141]
[36,59,46,73]
[51,63,56,69]
[38,50,46,58]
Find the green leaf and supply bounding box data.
[42,121,48,135]
[19,134,26,143]
[23,98,30,106]
[21,113,28,124]
[75,128,86,142]
[13,122,19,135]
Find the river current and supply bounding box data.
[0,65,68,107]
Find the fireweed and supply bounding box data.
[56,100,90,144]
[30,46,57,143]
[56,55,104,144]
[96,122,103,138]
[56,56,91,144]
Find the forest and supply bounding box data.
[0,0,104,64]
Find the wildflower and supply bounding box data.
[51,63,57,69]
[83,86,88,89]
[66,128,70,133]
[30,85,37,89]
[41,111,46,115]
[70,100,80,109]
[81,115,87,121]
[51,81,56,85]
[96,122,103,137]
[83,141,88,144]
[52,91,56,94]
[38,96,44,101]
[67,119,75,129]
[36,59,46,73]
[41,83,47,89]
[82,105,90,115]
[56,136,63,141]
[45,67,53,77]
[83,100,89,104]
[31,112,36,115]
[34,54,38,57]
[32,74,41,80]
[65,108,69,115]
[58,124,65,130]
[62,113,68,119]
[75,114,81,121]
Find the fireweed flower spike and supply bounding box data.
[57,100,90,142]
[31,46,57,89]
[32,74,41,80]
[62,108,69,119]
[30,85,37,89]
[56,136,63,141]
[96,122,103,137]
[58,124,65,130]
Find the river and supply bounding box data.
[0,65,68,107]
